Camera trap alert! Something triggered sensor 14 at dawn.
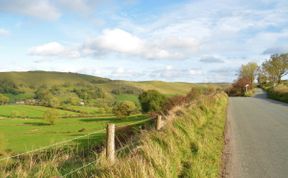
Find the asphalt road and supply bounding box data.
[227,89,288,178]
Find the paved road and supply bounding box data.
[227,89,288,178]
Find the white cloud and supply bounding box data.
[28,42,80,58]
[0,0,60,20]
[96,28,144,54]
[82,28,184,59]
[0,28,10,36]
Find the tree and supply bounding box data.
[239,62,258,84]
[262,53,288,84]
[112,101,138,118]
[138,90,167,113]
[0,79,19,94]
[43,110,59,125]
[0,94,9,105]
[257,67,268,87]
[226,77,252,96]
[35,87,59,107]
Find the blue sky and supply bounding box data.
[0,0,287,82]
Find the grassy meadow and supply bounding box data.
[0,114,149,153]
[0,105,80,118]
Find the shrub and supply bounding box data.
[112,101,138,118]
[226,77,252,96]
[0,94,9,105]
[43,110,59,125]
[162,95,186,114]
[138,90,167,113]
[111,86,143,95]
[0,79,20,94]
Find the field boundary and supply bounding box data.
[0,118,151,162]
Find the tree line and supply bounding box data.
[227,53,288,96]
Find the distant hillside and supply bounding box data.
[0,71,110,87]
[0,71,195,96]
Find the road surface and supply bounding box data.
[226,89,288,178]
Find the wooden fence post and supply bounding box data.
[156,115,162,130]
[106,123,115,164]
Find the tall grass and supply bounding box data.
[0,134,5,156]
[88,92,228,178]
[267,84,288,103]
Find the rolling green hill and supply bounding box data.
[0,71,110,87]
[0,71,194,96]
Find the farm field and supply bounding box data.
[115,94,140,104]
[0,115,149,153]
[61,105,113,116]
[0,105,80,118]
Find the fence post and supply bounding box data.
[106,123,115,164]
[156,115,162,130]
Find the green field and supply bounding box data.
[61,105,113,116]
[115,94,140,104]
[0,115,149,153]
[0,105,80,118]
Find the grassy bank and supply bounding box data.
[88,92,228,178]
[267,84,288,103]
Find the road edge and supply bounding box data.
[221,101,232,178]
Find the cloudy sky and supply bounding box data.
[0,0,287,82]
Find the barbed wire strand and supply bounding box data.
[0,118,150,162]
[62,143,135,177]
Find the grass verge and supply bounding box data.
[86,92,228,178]
[267,84,288,103]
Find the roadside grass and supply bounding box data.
[0,105,80,119]
[85,92,228,178]
[267,84,288,103]
[0,115,148,153]
[244,89,255,97]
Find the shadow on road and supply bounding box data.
[253,89,288,107]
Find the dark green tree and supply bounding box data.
[112,101,138,118]
[0,94,9,105]
[138,90,167,113]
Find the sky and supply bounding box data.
[0,0,287,83]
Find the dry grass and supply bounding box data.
[89,92,228,178]
[268,84,288,103]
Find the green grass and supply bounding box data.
[61,105,113,115]
[115,94,140,104]
[267,84,288,103]
[0,115,149,153]
[0,71,109,87]
[127,81,195,95]
[0,105,80,118]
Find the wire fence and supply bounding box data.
[0,118,150,162]
[0,129,106,162]
[62,143,135,177]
